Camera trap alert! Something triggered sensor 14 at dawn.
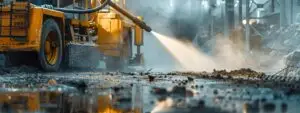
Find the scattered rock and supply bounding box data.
[260,98,267,103]
[213,89,218,95]
[200,85,204,89]
[48,79,57,85]
[148,75,155,82]
[281,103,288,113]
[171,86,186,95]
[151,87,168,95]
[187,76,194,81]
[197,100,205,108]
[65,80,88,93]
[157,96,167,102]
[263,103,276,112]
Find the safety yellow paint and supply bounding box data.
[71,19,91,27]
[96,12,123,56]
[0,2,65,52]
[45,34,59,65]
[134,17,143,46]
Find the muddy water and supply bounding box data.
[0,73,300,113]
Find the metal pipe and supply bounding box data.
[271,0,275,12]
[104,0,152,32]
[137,46,141,55]
[55,0,152,32]
[55,0,110,14]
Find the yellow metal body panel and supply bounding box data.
[71,19,91,27]
[134,25,143,46]
[93,0,142,58]
[0,2,65,52]
[97,12,124,56]
[134,16,143,46]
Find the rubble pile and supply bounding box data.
[170,69,300,89]
[270,50,300,77]
[226,68,266,77]
[177,68,265,79]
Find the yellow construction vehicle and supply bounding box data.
[0,0,151,71]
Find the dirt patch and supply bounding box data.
[0,65,40,75]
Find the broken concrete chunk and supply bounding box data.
[285,50,300,67]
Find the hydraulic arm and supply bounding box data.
[101,0,152,32]
[55,0,152,32]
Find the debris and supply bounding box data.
[197,100,205,108]
[263,103,276,112]
[48,79,57,85]
[281,103,288,113]
[148,75,155,82]
[151,87,168,95]
[171,86,187,96]
[213,89,219,95]
[144,68,153,75]
[200,85,204,89]
[65,80,88,93]
[187,76,194,81]
[0,65,40,74]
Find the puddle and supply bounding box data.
[0,74,300,113]
[0,83,299,113]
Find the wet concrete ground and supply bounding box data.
[0,70,300,113]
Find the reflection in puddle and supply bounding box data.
[0,85,143,113]
[0,85,299,113]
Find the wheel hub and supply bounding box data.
[44,31,59,65]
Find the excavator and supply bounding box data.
[0,0,152,71]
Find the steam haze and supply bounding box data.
[126,0,210,71]
[126,0,286,72]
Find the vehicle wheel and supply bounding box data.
[39,19,63,72]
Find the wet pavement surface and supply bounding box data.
[0,70,300,113]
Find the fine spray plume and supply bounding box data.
[151,31,217,71]
[128,0,285,73]
[151,30,285,73]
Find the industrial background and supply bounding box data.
[125,0,300,70]
[0,0,299,113]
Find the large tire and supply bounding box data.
[39,19,63,72]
